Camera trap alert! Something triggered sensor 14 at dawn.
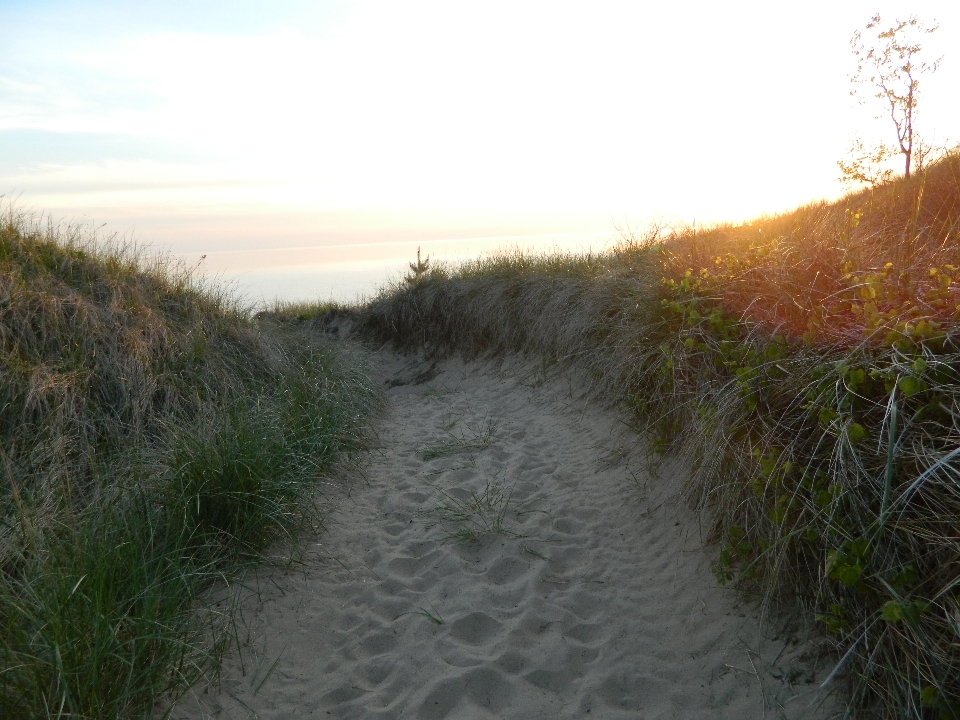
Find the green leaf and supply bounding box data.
[848,538,871,559]
[898,375,928,397]
[834,563,863,587]
[904,600,930,623]
[891,566,917,588]
[817,603,847,633]
[846,422,868,442]
[826,548,864,587]
[881,600,906,622]
[921,685,940,708]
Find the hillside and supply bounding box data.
[0,209,377,718]
[315,152,960,718]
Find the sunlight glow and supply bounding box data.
[2,0,959,301]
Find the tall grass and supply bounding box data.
[313,152,960,718]
[0,207,378,718]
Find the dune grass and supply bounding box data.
[420,418,498,460]
[282,151,960,718]
[420,477,524,543]
[0,208,378,719]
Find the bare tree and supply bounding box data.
[840,14,941,184]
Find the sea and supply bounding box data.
[184,231,614,309]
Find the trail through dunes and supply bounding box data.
[170,352,841,719]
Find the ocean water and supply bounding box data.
[188,231,614,309]
[214,260,407,308]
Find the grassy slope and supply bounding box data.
[315,153,960,719]
[0,210,378,719]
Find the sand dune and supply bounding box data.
[170,353,841,719]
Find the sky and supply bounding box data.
[2,0,959,303]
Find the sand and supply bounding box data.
[169,352,842,719]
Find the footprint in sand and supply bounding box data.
[169,353,841,720]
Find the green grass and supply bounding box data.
[278,151,960,718]
[0,207,378,719]
[420,418,498,460]
[0,496,221,718]
[393,604,444,625]
[420,477,526,543]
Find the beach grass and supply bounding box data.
[420,418,498,460]
[0,207,378,719]
[285,150,960,718]
[420,477,525,543]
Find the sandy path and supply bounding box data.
[171,353,840,719]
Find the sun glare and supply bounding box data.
[2,0,959,300]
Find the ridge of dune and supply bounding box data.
[170,352,841,719]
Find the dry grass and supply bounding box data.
[287,151,960,718]
[664,152,960,346]
[0,207,378,718]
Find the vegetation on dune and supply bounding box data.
[298,150,960,718]
[656,153,960,718]
[1,14,952,717]
[0,208,377,719]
